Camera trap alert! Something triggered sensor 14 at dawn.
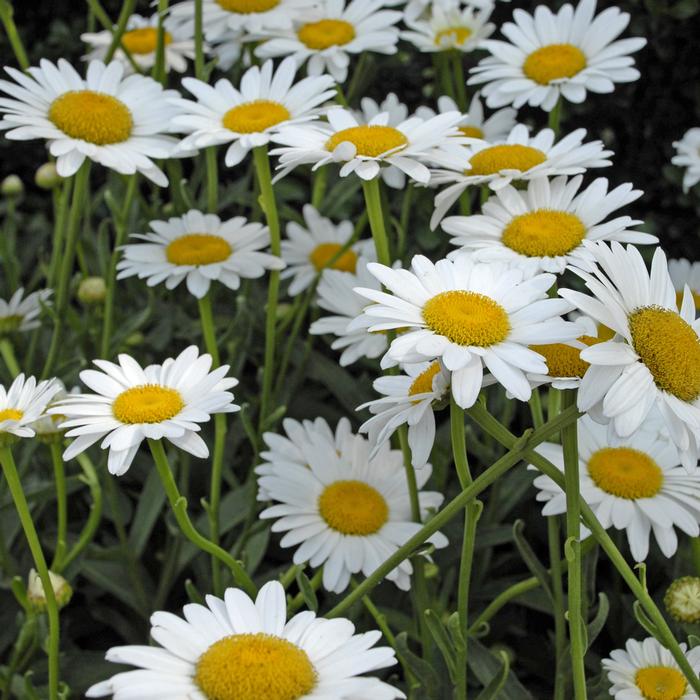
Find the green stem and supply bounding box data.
[252,146,281,431]
[548,98,563,136]
[85,0,141,73]
[361,178,391,266]
[0,338,20,376]
[42,161,91,378]
[548,516,567,700]
[194,0,205,79]
[104,0,137,63]
[451,50,468,111]
[152,0,169,84]
[205,148,218,212]
[148,439,257,596]
[49,443,67,571]
[0,0,29,69]
[691,538,700,578]
[101,174,137,359]
[46,177,73,289]
[0,447,59,700]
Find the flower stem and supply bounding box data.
[152,0,169,84]
[0,446,60,700]
[205,148,218,212]
[361,178,391,266]
[46,177,73,289]
[49,442,67,571]
[252,146,281,431]
[0,0,29,70]
[148,439,257,596]
[0,338,20,377]
[194,0,205,79]
[548,516,567,700]
[104,0,137,63]
[451,50,468,111]
[548,98,563,136]
[101,174,138,359]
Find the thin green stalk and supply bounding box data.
[0,446,60,700]
[451,50,468,111]
[361,178,391,266]
[152,0,169,84]
[104,0,137,63]
[691,538,700,577]
[49,442,67,571]
[205,148,218,212]
[43,161,91,378]
[101,174,138,358]
[85,0,141,73]
[0,338,20,376]
[194,0,205,78]
[311,166,328,211]
[548,516,567,700]
[148,439,257,596]
[252,146,281,430]
[0,0,29,69]
[346,52,369,105]
[548,98,563,136]
[2,196,18,290]
[47,177,73,289]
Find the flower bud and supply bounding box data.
[125,331,145,347]
[34,162,62,190]
[27,569,72,611]
[664,576,700,623]
[77,276,107,305]
[1,175,23,197]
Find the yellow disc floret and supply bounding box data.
[523,44,587,85]
[467,144,547,176]
[460,125,484,139]
[0,314,24,333]
[297,19,356,49]
[113,385,184,424]
[0,408,23,422]
[318,480,389,535]
[121,27,172,55]
[530,335,602,378]
[634,666,687,700]
[629,305,700,402]
[423,290,510,347]
[434,26,473,47]
[409,361,442,399]
[587,447,663,500]
[195,633,317,700]
[49,90,133,145]
[326,126,408,158]
[166,234,232,266]
[502,210,587,257]
[222,100,291,134]
[309,243,358,273]
[216,0,279,13]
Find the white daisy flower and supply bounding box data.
[531,414,700,561]
[603,637,700,700]
[415,93,517,143]
[168,0,316,39]
[0,288,51,334]
[0,59,181,185]
[170,57,336,167]
[50,346,239,476]
[86,580,404,700]
[0,375,60,441]
[403,0,459,22]
[560,242,700,472]
[31,380,80,440]
[469,0,646,112]
[209,28,245,71]
[672,128,700,193]
[359,360,450,469]
[258,424,447,593]
[401,4,494,53]
[441,175,653,275]
[429,123,613,226]
[281,204,372,296]
[272,105,468,184]
[81,13,197,75]
[669,258,700,312]
[254,0,402,84]
[310,257,389,366]
[116,209,285,299]
[353,253,579,408]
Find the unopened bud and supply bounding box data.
[27,569,72,611]
[1,175,23,197]
[35,163,62,190]
[125,331,144,347]
[77,277,107,305]
[665,576,700,624]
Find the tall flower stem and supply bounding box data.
[148,439,257,597]
[0,446,60,700]
[43,161,91,378]
[0,338,20,377]
[0,0,29,70]
[548,516,567,700]
[104,0,137,63]
[152,0,169,84]
[194,0,205,78]
[101,174,138,359]
[548,98,563,136]
[451,50,468,111]
[198,293,227,595]
[252,146,281,431]
[361,178,391,266]
[47,177,73,289]
[49,442,67,571]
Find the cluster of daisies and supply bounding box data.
[0,0,699,697]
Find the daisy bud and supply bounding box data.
[34,162,62,190]
[125,331,144,347]
[664,576,700,623]
[27,569,72,611]
[77,276,107,305]
[1,175,23,198]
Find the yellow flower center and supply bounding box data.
[112,385,184,424]
[166,234,232,266]
[502,210,587,257]
[629,305,700,402]
[222,100,291,134]
[635,666,687,700]
[297,19,356,49]
[523,44,587,85]
[587,447,663,500]
[408,361,442,400]
[326,126,408,158]
[121,27,172,55]
[675,289,700,311]
[597,323,616,341]
[459,125,484,139]
[422,290,510,347]
[49,90,133,145]
[467,144,547,176]
[434,26,473,47]
[530,335,602,378]
[216,0,279,13]
[0,408,23,422]
[318,480,389,535]
[0,314,24,333]
[195,633,317,700]
[308,243,358,273]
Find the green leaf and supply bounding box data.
[126,468,166,557]
[295,570,318,613]
[467,638,534,700]
[394,632,442,697]
[475,650,510,700]
[512,520,553,603]
[585,593,610,651]
[424,609,457,681]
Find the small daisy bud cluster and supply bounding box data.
[1,174,23,197]
[27,569,72,611]
[664,576,700,624]
[77,276,107,305]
